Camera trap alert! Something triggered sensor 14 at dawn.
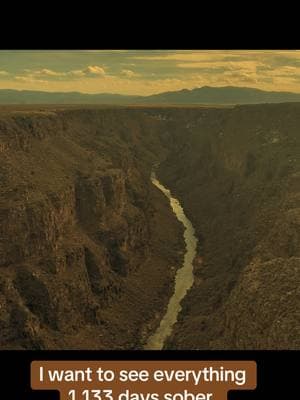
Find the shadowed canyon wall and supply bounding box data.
[158,104,300,349]
[0,104,299,349]
[0,108,184,349]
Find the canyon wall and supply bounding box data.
[159,103,300,349]
[0,107,184,349]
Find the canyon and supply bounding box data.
[0,103,299,350]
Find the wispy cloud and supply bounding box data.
[12,65,107,82]
[131,50,300,62]
[81,65,106,75]
[28,68,65,77]
[121,69,139,78]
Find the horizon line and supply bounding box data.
[1,85,300,96]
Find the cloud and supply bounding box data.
[31,68,65,77]
[131,51,265,62]
[177,60,265,71]
[176,63,229,73]
[131,50,300,63]
[0,70,9,76]
[12,65,107,82]
[67,69,85,77]
[66,66,106,78]
[121,69,139,78]
[14,75,48,84]
[82,65,106,75]
[131,51,221,61]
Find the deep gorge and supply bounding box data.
[0,104,299,350]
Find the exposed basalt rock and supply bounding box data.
[212,257,300,349]
[159,103,300,350]
[0,187,76,267]
[14,266,57,329]
[0,106,183,349]
[75,169,126,228]
[84,247,104,295]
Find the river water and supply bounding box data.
[144,171,198,350]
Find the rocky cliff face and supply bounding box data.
[158,103,300,350]
[0,104,299,350]
[0,107,183,349]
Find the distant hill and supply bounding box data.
[1,86,300,105]
[0,89,141,105]
[141,86,300,104]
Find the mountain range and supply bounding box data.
[1,86,300,105]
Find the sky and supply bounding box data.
[1,50,300,95]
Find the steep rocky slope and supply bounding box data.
[0,107,184,349]
[158,103,300,349]
[0,104,299,350]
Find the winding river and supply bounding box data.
[144,171,198,350]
